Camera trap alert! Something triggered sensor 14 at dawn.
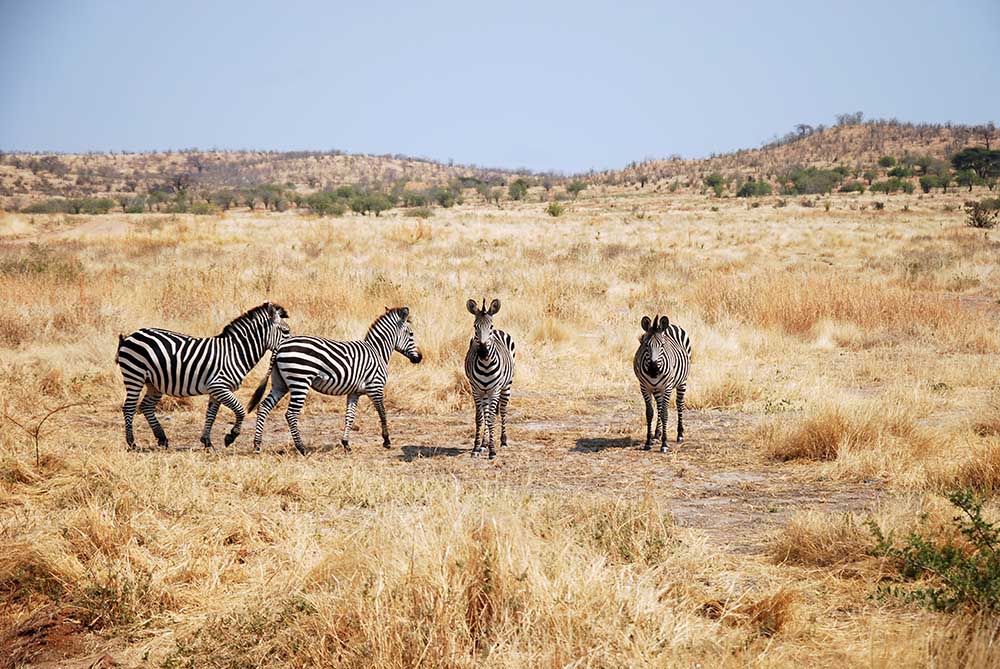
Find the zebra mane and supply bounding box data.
[220,302,287,337]
[367,307,409,335]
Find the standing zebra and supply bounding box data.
[464,298,515,460]
[633,314,690,453]
[248,306,422,455]
[115,302,290,451]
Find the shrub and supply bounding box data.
[190,202,217,215]
[781,168,841,195]
[919,176,939,194]
[546,201,565,217]
[704,173,725,197]
[403,207,433,219]
[965,199,999,229]
[879,156,897,168]
[873,201,885,210]
[871,178,914,194]
[839,180,866,194]
[508,179,529,201]
[888,166,913,178]
[869,490,1000,613]
[736,179,772,197]
[433,188,456,208]
[566,181,587,199]
[305,191,346,217]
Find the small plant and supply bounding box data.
[404,206,433,219]
[873,201,885,211]
[546,201,564,217]
[965,199,999,229]
[566,181,587,199]
[868,490,1000,612]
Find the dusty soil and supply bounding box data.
[100,397,882,556]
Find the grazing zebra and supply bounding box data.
[115,302,290,451]
[464,298,515,460]
[633,314,690,453]
[248,306,422,455]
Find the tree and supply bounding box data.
[952,147,1000,188]
[878,156,896,168]
[566,181,587,199]
[508,178,529,201]
[919,176,938,194]
[955,169,982,192]
[703,173,725,197]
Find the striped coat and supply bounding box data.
[633,314,690,452]
[115,302,289,450]
[249,306,422,455]
[464,298,515,459]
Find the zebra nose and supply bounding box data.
[646,362,662,375]
[476,344,488,358]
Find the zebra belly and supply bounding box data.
[310,374,366,396]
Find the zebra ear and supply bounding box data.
[640,316,652,332]
[488,298,501,315]
[399,306,409,320]
[384,305,390,313]
[658,315,670,331]
[466,299,478,314]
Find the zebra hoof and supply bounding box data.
[157,438,169,449]
[660,445,670,454]
[200,437,213,450]
[295,446,308,456]
[254,445,262,454]
[341,439,352,453]
[677,435,684,444]
[642,443,652,451]
[488,450,497,460]
[382,439,392,449]
[471,448,480,458]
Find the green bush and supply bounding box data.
[871,178,914,194]
[704,173,725,197]
[508,178,529,201]
[781,168,841,195]
[879,156,897,168]
[919,176,939,194]
[736,179,772,197]
[965,199,999,229]
[888,166,913,178]
[839,180,866,193]
[403,207,433,219]
[433,188,456,208]
[546,201,565,217]
[567,181,587,199]
[869,490,1000,613]
[190,202,217,215]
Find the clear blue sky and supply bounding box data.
[1,0,998,173]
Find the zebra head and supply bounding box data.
[639,314,670,376]
[265,302,291,350]
[388,306,422,364]
[467,298,501,360]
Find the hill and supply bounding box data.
[593,119,997,188]
[0,149,534,209]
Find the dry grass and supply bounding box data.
[3,189,1000,666]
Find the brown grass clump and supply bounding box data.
[771,511,871,568]
[929,436,1000,494]
[753,399,932,469]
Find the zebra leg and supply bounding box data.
[676,383,686,443]
[122,380,143,450]
[284,385,310,455]
[641,388,654,450]
[657,392,670,453]
[342,394,359,452]
[208,386,247,447]
[369,389,391,449]
[253,377,288,453]
[139,387,169,448]
[499,386,511,448]
[486,393,500,460]
[200,399,220,449]
[472,395,483,456]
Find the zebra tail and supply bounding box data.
[246,354,274,414]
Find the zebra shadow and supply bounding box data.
[572,436,634,453]
[399,445,468,462]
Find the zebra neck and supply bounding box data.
[364,320,395,365]
[222,323,268,373]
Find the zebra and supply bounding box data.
[464,298,515,460]
[115,302,290,451]
[248,306,422,455]
[633,314,690,453]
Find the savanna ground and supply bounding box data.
[3,187,1000,667]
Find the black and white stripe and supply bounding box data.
[464,298,516,459]
[248,306,422,455]
[633,314,690,452]
[115,302,290,450]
